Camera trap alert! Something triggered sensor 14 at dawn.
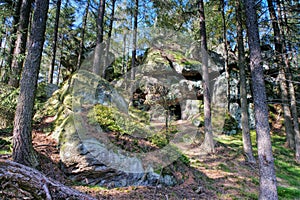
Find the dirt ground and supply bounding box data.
[0,117,259,200]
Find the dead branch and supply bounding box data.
[0,159,96,200]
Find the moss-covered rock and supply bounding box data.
[223,112,239,135]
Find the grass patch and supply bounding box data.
[277,186,300,200]
[217,163,231,172]
[216,131,300,199]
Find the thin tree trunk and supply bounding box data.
[243,0,278,199]
[276,0,300,163]
[12,0,49,168]
[0,25,9,79]
[5,0,22,84]
[4,0,22,83]
[221,0,230,110]
[131,0,138,84]
[267,0,295,149]
[93,0,106,76]
[104,0,116,77]
[48,0,61,84]
[236,0,255,164]
[123,32,128,89]
[56,35,64,85]
[9,0,32,88]
[199,0,214,153]
[76,0,90,70]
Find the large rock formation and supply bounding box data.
[38,46,230,188]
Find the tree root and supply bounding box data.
[0,159,96,200]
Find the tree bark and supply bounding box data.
[0,24,9,78]
[131,0,138,84]
[0,159,96,200]
[236,0,255,164]
[8,0,32,88]
[12,0,49,168]
[76,0,90,70]
[243,0,278,199]
[267,0,295,149]
[56,34,64,85]
[123,32,128,89]
[4,0,22,84]
[93,0,106,76]
[276,0,300,163]
[48,0,61,84]
[104,0,116,77]
[199,0,214,153]
[221,0,230,110]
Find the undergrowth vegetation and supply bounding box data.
[216,131,300,199]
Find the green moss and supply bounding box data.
[149,125,178,148]
[150,133,168,148]
[178,154,190,165]
[223,112,239,134]
[129,106,150,124]
[88,104,122,132]
[89,104,148,136]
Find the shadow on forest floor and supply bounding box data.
[1,119,300,199]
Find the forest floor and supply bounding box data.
[0,117,300,199]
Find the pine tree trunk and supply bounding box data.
[4,0,22,83]
[93,0,106,76]
[243,0,278,199]
[278,69,295,148]
[0,25,9,79]
[76,0,90,70]
[104,0,116,77]
[123,33,128,89]
[199,0,214,153]
[56,35,64,85]
[267,0,295,149]
[48,0,61,84]
[8,0,31,87]
[131,0,138,83]
[276,0,300,163]
[12,0,49,168]
[236,0,255,164]
[221,0,230,110]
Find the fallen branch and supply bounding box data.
[0,159,96,200]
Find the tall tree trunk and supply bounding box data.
[76,0,90,70]
[123,32,128,89]
[93,0,106,76]
[130,0,138,85]
[236,0,255,164]
[48,0,61,84]
[243,0,278,199]
[104,0,116,77]
[0,25,9,79]
[276,0,300,163]
[56,34,64,85]
[199,0,214,153]
[8,0,32,88]
[221,0,230,110]
[267,0,295,149]
[4,0,22,84]
[12,0,49,168]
